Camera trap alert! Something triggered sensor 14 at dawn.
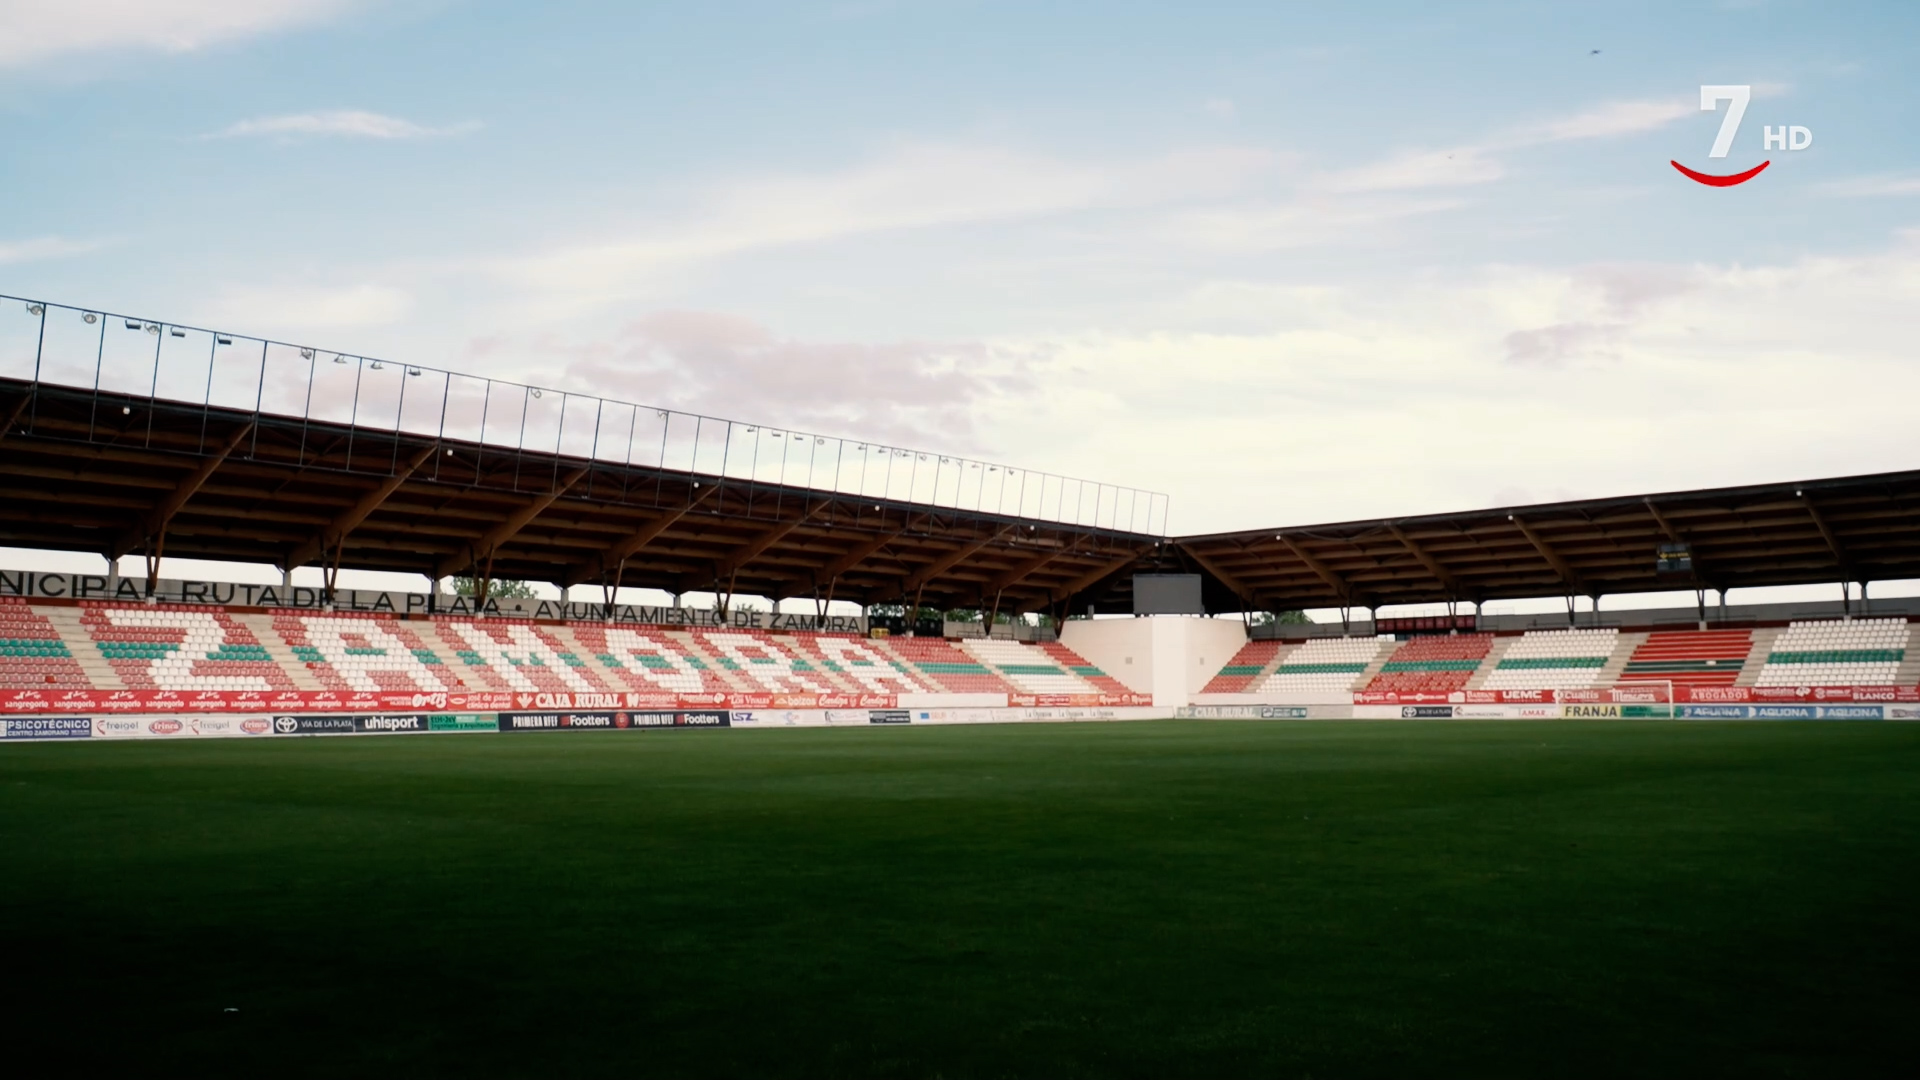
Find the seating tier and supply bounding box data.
[1755,619,1908,687]
[1201,640,1283,693]
[1618,630,1751,687]
[1363,633,1493,694]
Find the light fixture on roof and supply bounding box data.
[369,361,384,370]
[169,327,186,338]
[299,348,315,360]
[26,303,44,315]
[446,448,454,456]
[83,312,98,324]
[145,323,161,335]
[407,367,421,376]
[333,355,349,364]
[746,426,757,433]
[122,405,131,415]
[531,388,542,398]
[124,319,141,330]
[216,335,232,345]
[1795,488,1803,496]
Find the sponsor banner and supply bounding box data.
[353,714,431,735]
[1677,685,1920,704]
[1,716,92,739]
[1559,704,1674,719]
[1007,693,1155,708]
[868,709,911,725]
[1679,704,1753,720]
[910,707,1002,724]
[1457,689,1556,705]
[271,715,357,736]
[1401,705,1455,719]
[1354,691,1452,705]
[0,687,909,716]
[1557,686,1673,705]
[499,710,730,732]
[93,716,189,739]
[427,713,497,732]
[1682,704,1884,720]
[1888,706,1920,720]
[195,716,275,737]
[1177,705,1313,720]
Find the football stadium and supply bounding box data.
[6,5,1920,1077]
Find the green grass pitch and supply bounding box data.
[4,720,1918,1077]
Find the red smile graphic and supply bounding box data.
[1671,159,1770,187]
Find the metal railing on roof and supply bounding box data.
[2,293,1170,535]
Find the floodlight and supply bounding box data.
[121,406,131,415]
[83,312,98,324]
[169,327,185,337]
[145,324,160,335]
[407,367,421,376]
[531,388,542,398]
[125,320,141,330]
[369,361,384,370]
[215,335,232,345]
[300,348,316,360]
[333,355,349,364]
[26,303,44,315]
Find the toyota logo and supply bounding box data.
[273,716,298,733]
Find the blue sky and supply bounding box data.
[3,1,1919,608]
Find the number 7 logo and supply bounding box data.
[1672,84,1769,186]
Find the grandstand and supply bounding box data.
[5,291,1920,732]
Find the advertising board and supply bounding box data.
[1,716,92,739]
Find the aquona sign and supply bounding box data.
[0,570,866,632]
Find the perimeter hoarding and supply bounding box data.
[497,711,730,732]
[1,717,92,740]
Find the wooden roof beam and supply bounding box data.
[897,527,1012,598]
[1386,522,1469,599]
[563,485,718,587]
[110,420,255,559]
[1275,534,1368,606]
[434,467,587,579]
[1508,515,1589,595]
[1800,492,1853,576]
[1175,543,1265,609]
[711,501,830,580]
[284,443,437,570]
[975,545,1070,602]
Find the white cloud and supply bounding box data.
[0,235,111,264]
[1816,174,1920,198]
[202,283,413,330]
[1311,95,1695,194]
[479,141,1285,312]
[209,110,479,140]
[1523,98,1696,143]
[0,0,359,69]
[970,235,1920,531]
[1315,147,1504,192]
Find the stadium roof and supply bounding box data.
[1173,471,1920,612]
[0,375,1162,616]
[8,372,1916,618]
[4,288,1917,618]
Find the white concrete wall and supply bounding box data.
[1060,617,1249,708]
